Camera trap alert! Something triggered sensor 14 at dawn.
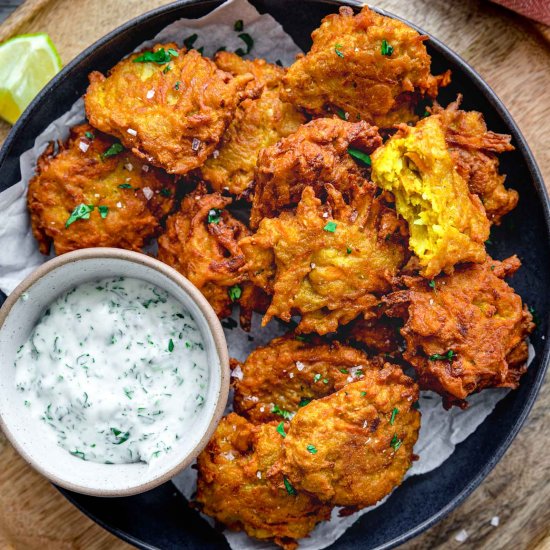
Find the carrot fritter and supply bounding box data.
[432,96,518,224]
[157,184,249,318]
[200,52,306,196]
[281,365,420,511]
[250,117,382,229]
[232,333,376,423]
[85,44,256,175]
[384,256,534,408]
[240,184,408,334]
[282,6,450,128]
[27,123,176,256]
[196,413,331,550]
[371,115,490,278]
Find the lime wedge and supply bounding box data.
[0,33,62,124]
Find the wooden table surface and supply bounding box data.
[1,1,550,549]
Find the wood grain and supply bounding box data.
[0,0,549,549]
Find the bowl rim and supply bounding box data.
[0,0,549,547]
[0,247,231,497]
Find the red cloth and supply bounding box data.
[491,0,550,25]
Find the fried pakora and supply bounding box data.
[371,115,490,278]
[233,334,375,423]
[157,184,249,318]
[241,184,408,334]
[196,413,331,550]
[346,312,402,356]
[27,123,176,256]
[85,44,256,175]
[281,365,420,511]
[384,256,534,408]
[431,96,518,224]
[199,52,306,196]
[282,6,450,128]
[250,117,382,228]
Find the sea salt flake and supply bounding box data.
[231,364,243,380]
[256,471,262,479]
[223,452,235,461]
[142,187,154,200]
[116,202,122,208]
[213,150,220,159]
[295,361,304,371]
[146,89,155,99]
[141,164,149,172]
[362,420,368,428]
[455,529,469,543]
[127,128,137,136]
[289,372,294,378]
[124,163,133,172]
[310,263,316,269]
[192,138,201,151]
[79,141,89,153]
[322,212,328,218]
[491,516,500,527]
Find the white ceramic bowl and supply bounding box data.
[0,248,229,496]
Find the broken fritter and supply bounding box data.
[200,52,306,196]
[432,96,518,224]
[27,123,176,256]
[384,256,535,408]
[196,413,331,550]
[371,114,490,278]
[250,117,382,228]
[282,6,450,128]
[85,44,256,175]
[281,364,420,511]
[157,184,249,319]
[240,184,408,334]
[232,333,376,424]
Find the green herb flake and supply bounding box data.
[276,421,287,438]
[485,239,493,245]
[346,246,352,254]
[84,131,95,140]
[313,373,322,383]
[234,19,244,32]
[298,397,311,407]
[235,33,254,56]
[208,208,221,224]
[348,147,371,166]
[428,280,436,290]
[390,407,399,425]
[323,221,337,233]
[110,427,130,445]
[65,203,94,228]
[322,378,329,384]
[133,48,177,64]
[160,188,172,197]
[306,444,318,454]
[335,43,344,57]
[163,64,172,74]
[183,34,199,50]
[167,48,179,57]
[336,107,347,120]
[118,183,133,189]
[124,388,134,400]
[390,434,402,451]
[101,142,124,159]
[174,81,181,91]
[275,59,283,67]
[228,285,242,302]
[168,338,175,352]
[429,350,455,362]
[98,205,109,219]
[339,368,349,374]
[381,39,394,56]
[283,476,297,495]
[272,404,293,420]
[360,391,367,397]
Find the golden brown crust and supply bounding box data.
[282,6,450,128]
[27,123,176,256]
[384,257,535,408]
[346,312,403,355]
[85,44,257,175]
[281,365,420,510]
[157,184,249,318]
[196,413,332,549]
[250,117,382,228]
[233,333,377,423]
[241,185,408,334]
[431,96,518,224]
[200,52,306,196]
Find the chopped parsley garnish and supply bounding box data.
[313,373,322,383]
[348,147,371,166]
[228,285,242,302]
[346,246,352,254]
[340,368,349,374]
[429,350,455,361]
[322,378,329,384]
[174,81,181,90]
[183,34,199,50]
[306,444,318,454]
[390,407,399,425]
[360,391,367,397]
[381,39,394,56]
[276,421,287,438]
[118,183,133,189]
[323,221,337,233]
[235,33,254,56]
[283,476,297,495]
[485,239,493,245]
[298,397,311,407]
[428,280,436,290]
[336,107,347,120]
[197,46,204,55]
[335,43,344,57]
[65,204,94,228]
[98,205,109,219]
[133,48,178,64]
[272,404,293,420]
[208,208,221,224]
[390,434,402,451]
[528,305,539,326]
[160,188,172,197]
[84,131,95,140]
[234,19,244,31]
[101,142,124,159]
[163,64,172,74]
[275,59,283,67]
[168,338,175,352]
[110,428,130,445]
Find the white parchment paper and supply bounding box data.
[0,1,534,548]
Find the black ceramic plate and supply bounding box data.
[0,1,549,549]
